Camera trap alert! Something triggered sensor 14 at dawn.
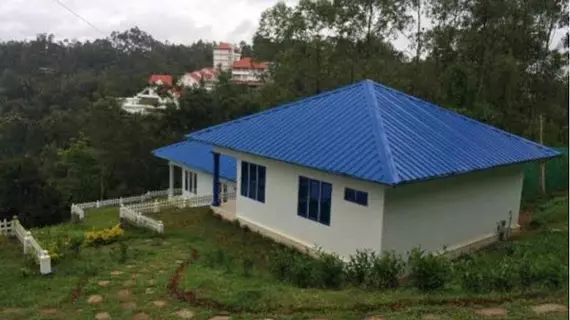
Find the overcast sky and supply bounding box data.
[1,0,296,43]
[0,0,417,51]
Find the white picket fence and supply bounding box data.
[120,205,164,233]
[71,188,182,220]
[0,217,51,274]
[119,192,236,233]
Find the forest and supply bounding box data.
[0,0,568,227]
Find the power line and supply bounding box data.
[50,0,106,36]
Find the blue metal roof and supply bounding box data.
[152,140,236,182]
[186,80,560,185]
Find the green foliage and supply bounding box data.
[345,250,405,289]
[407,248,451,292]
[345,250,374,286]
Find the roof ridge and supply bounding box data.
[372,81,559,155]
[187,80,366,138]
[363,80,398,185]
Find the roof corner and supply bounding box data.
[363,81,399,185]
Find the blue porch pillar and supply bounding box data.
[212,151,220,207]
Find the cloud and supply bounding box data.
[0,0,293,44]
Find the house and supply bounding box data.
[152,140,236,199]
[121,74,178,114]
[178,68,219,91]
[179,43,269,90]
[213,42,241,71]
[175,79,560,259]
[231,57,269,86]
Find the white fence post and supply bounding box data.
[96,200,100,208]
[39,250,51,274]
[153,199,159,213]
[120,197,123,206]
[23,231,32,255]
[158,221,164,234]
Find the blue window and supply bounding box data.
[344,188,368,206]
[240,161,266,203]
[297,176,332,225]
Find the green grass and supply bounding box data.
[0,195,568,319]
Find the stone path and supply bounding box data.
[95,312,111,320]
[474,307,507,317]
[2,308,23,314]
[87,294,104,304]
[532,303,568,314]
[133,312,150,320]
[98,280,110,287]
[110,270,123,276]
[173,309,195,319]
[208,316,231,320]
[117,289,132,301]
[121,301,137,310]
[152,300,167,308]
[40,308,59,316]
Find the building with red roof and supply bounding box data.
[148,74,173,86]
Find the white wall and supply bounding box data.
[382,165,524,256]
[216,148,386,259]
[177,164,235,198]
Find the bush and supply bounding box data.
[407,248,451,291]
[242,258,254,278]
[369,251,405,289]
[345,250,375,287]
[84,224,124,247]
[313,250,345,289]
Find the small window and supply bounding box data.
[240,161,266,203]
[297,176,332,225]
[344,188,368,206]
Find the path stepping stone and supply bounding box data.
[87,295,104,304]
[364,317,385,320]
[95,312,111,320]
[110,271,123,276]
[475,308,506,317]
[532,304,568,314]
[209,316,231,320]
[123,280,135,287]
[2,308,23,314]
[126,265,135,269]
[133,312,150,320]
[122,301,137,310]
[40,308,59,315]
[174,309,195,319]
[98,280,110,287]
[145,288,155,294]
[152,300,167,308]
[175,260,184,264]
[118,289,132,301]
[148,279,156,286]
[158,270,166,274]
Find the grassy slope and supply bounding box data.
[0,194,567,319]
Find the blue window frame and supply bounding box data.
[240,161,266,203]
[297,176,332,225]
[344,188,368,206]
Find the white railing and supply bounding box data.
[71,188,182,220]
[120,205,164,234]
[118,192,235,234]
[0,217,51,274]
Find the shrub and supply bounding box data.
[407,247,451,291]
[268,248,296,282]
[84,224,124,247]
[345,250,375,286]
[488,258,518,292]
[242,258,254,278]
[313,250,345,289]
[289,255,318,288]
[369,251,405,289]
[68,234,84,256]
[456,259,488,293]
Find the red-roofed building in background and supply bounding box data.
[180,43,269,90]
[148,74,173,87]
